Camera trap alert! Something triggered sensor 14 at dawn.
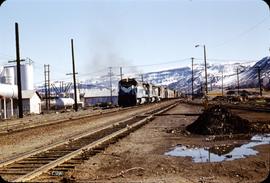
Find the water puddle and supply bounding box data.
[165,134,270,163]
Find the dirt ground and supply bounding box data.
[231,109,270,122]
[0,102,174,162]
[65,103,270,183]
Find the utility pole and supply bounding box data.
[195,44,208,96]
[191,57,194,100]
[71,39,78,111]
[44,65,48,110]
[237,68,240,96]
[44,65,47,110]
[221,71,224,96]
[120,67,123,80]
[203,45,208,95]
[15,23,23,118]
[60,81,63,93]
[48,65,50,108]
[210,76,213,91]
[257,67,262,96]
[44,64,51,111]
[109,67,113,104]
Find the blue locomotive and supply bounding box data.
[118,78,178,107]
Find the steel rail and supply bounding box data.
[0,105,140,135]
[0,101,178,182]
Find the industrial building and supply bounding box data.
[0,60,40,119]
[83,88,118,107]
[22,90,42,114]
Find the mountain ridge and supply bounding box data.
[37,56,270,94]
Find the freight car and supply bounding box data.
[118,78,178,107]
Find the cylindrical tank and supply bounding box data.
[42,98,75,110]
[70,89,80,102]
[0,66,3,78]
[55,98,75,107]
[20,63,34,90]
[0,84,18,98]
[2,66,15,85]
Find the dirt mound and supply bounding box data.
[186,105,250,135]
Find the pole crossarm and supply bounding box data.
[66,72,78,75]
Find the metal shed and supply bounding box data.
[22,90,42,114]
[83,88,118,106]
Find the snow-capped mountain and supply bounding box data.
[238,56,270,88]
[37,56,269,94]
[132,56,270,92]
[141,59,260,93]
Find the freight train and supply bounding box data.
[118,78,178,107]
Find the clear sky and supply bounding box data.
[0,0,269,85]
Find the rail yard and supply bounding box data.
[0,99,269,183]
[0,1,270,182]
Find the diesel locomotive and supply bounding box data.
[118,78,178,107]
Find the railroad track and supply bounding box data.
[185,100,270,113]
[222,103,270,113]
[0,103,155,135]
[0,101,178,182]
[0,110,111,135]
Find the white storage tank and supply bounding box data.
[2,66,16,85]
[70,89,81,103]
[14,61,34,90]
[55,97,75,108]
[0,83,18,98]
[0,66,3,78]
[48,97,75,109]
[20,62,34,90]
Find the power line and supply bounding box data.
[32,56,257,85]
[34,75,73,85]
[78,68,108,77]
[79,59,254,80]
[213,16,269,48]
[75,58,190,78]
[193,57,256,64]
[0,53,14,59]
[112,58,190,68]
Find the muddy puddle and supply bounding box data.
[165,134,270,163]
